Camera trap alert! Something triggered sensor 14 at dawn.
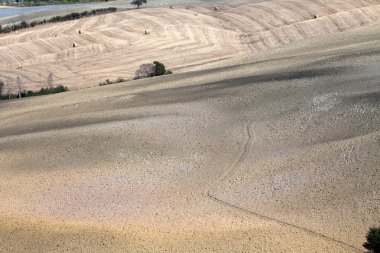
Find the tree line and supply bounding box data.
[0,7,117,34]
[0,73,68,100]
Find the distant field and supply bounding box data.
[0,0,379,93]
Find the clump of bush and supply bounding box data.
[99,77,125,86]
[364,227,380,253]
[0,7,117,34]
[134,61,172,80]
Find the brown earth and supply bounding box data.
[0,18,379,252]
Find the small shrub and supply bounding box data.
[116,77,125,83]
[20,21,28,29]
[30,21,38,27]
[153,61,166,76]
[98,77,126,86]
[364,227,380,253]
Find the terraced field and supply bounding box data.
[1,0,380,92]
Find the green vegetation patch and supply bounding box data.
[364,227,380,253]
[0,7,117,34]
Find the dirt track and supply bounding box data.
[0,18,379,252]
[1,0,380,92]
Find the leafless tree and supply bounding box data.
[47,72,53,88]
[134,63,155,79]
[6,81,12,99]
[16,76,24,98]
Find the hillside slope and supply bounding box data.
[0,22,379,252]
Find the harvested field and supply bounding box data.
[1,0,380,91]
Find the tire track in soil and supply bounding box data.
[205,119,363,252]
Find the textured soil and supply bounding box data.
[0,18,379,252]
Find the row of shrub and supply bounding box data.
[0,61,172,101]
[0,85,68,100]
[0,7,117,34]
[99,77,126,86]
[27,85,68,96]
[3,0,111,7]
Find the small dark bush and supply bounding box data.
[20,21,28,29]
[30,21,38,27]
[153,61,166,76]
[364,227,380,253]
[131,0,147,8]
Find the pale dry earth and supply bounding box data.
[1,0,380,92]
[0,19,379,252]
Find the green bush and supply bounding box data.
[131,0,147,8]
[364,227,380,253]
[153,61,166,76]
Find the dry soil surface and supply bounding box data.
[0,19,379,252]
[1,0,380,92]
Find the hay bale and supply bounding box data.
[313,15,318,19]
[170,5,174,9]
[214,6,220,11]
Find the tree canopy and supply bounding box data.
[364,227,380,253]
[131,0,147,8]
